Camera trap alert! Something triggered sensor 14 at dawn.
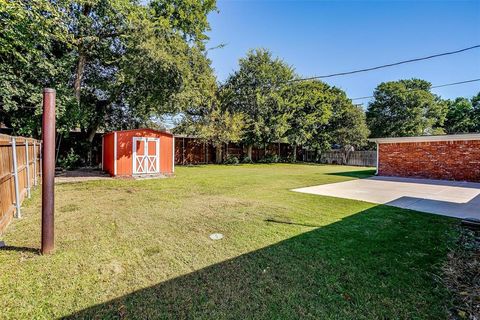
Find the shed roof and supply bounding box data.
[103,128,173,136]
[368,133,480,144]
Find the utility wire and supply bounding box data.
[7,78,480,111]
[290,45,480,81]
[351,78,480,101]
[7,77,480,109]
[5,45,480,109]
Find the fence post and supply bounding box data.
[39,142,42,179]
[25,139,31,198]
[182,137,185,165]
[33,141,37,186]
[11,137,21,218]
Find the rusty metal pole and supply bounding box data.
[41,88,55,255]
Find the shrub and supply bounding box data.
[258,154,280,163]
[58,148,80,170]
[224,155,239,165]
[285,155,296,163]
[241,156,253,164]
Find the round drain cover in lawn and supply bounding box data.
[209,233,224,240]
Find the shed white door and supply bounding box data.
[133,137,160,174]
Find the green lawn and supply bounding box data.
[0,164,456,319]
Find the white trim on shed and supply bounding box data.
[113,131,117,176]
[172,137,175,173]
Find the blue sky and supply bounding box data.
[205,0,480,104]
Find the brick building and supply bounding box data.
[369,134,480,182]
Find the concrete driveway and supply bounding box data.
[292,176,480,219]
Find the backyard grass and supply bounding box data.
[0,164,457,319]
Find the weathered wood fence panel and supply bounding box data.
[0,134,41,234]
[319,150,377,167]
[175,137,216,165]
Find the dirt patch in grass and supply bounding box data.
[443,226,480,319]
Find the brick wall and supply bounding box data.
[378,140,480,182]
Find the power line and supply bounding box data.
[4,45,480,110]
[7,78,480,110]
[351,78,480,101]
[290,45,480,81]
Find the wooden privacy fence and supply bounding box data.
[174,137,301,164]
[174,136,376,167]
[318,150,376,167]
[0,134,41,233]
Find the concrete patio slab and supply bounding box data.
[292,176,480,219]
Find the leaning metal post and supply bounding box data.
[25,139,31,198]
[11,137,21,218]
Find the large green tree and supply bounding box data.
[443,92,480,134]
[0,0,217,157]
[470,92,480,132]
[322,97,370,164]
[0,0,73,136]
[174,80,244,163]
[281,80,332,160]
[444,97,474,134]
[222,49,295,158]
[67,0,217,142]
[366,79,448,138]
[281,80,369,162]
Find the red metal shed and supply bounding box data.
[102,129,174,177]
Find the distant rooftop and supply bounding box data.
[369,133,480,144]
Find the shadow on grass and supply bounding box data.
[64,205,454,319]
[264,218,323,228]
[0,246,39,254]
[327,169,376,179]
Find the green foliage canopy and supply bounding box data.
[179,49,371,158]
[0,0,217,141]
[281,80,333,149]
[443,92,480,134]
[222,49,296,147]
[366,79,448,138]
[322,91,370,152]
[0,0,73,136]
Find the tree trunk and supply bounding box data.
[247,145,253,159]
[293,144,297,162]
[315,149,320,163]
[342,146,354,165]
[74,52,87,103]
[74,4,92,103]
[215,144,223,164]
[84,125,98,166]
[84,100,109,166]
[86,126,97,144]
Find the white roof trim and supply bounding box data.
[369,133,480,144]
